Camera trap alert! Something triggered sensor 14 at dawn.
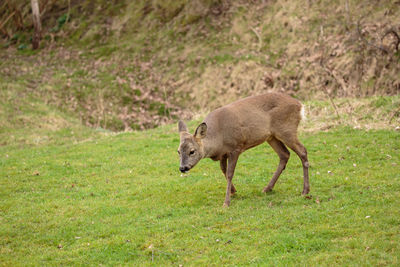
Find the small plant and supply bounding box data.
[50,13,69,32]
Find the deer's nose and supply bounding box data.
[179,166,190,173]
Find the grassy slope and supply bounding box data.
[1,122,399,266]
[1,0,399,131]
[0,73,106,147]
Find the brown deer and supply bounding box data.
[177,92,309,207]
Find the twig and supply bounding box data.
[250,27,262,51]
[0,1,8,14]
[322,85,341,121]
[40,0,50,17]
[5,0,24,30]
[0,11,15,37]
[344,0,351,30]
[65,0,71,24]
[318,25,341,121]
[162,85,171,120]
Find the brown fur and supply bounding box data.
[178,92,310,207]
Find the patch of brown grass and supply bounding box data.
[301,97,400,132]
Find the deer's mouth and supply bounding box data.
[179,166,191,173]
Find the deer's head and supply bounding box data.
[177,120,207,173]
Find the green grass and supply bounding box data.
[0,83,104,148]
[1,124,399,266]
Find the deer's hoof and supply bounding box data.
[302,188,310,195]
[262,186,272,193]
[223,202,230,208]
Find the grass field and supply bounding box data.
[1,121,399,266]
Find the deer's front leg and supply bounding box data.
[223,152,240,207]
[220,155,237,194]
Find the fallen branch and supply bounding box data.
[382,28,400,52]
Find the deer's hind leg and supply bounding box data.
[220,155,237,194]
[263,137,290,193]
[287,139,310,195]
[277,134,310,195]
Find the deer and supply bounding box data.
[177,92,310,207]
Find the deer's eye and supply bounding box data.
[190,150,195,155]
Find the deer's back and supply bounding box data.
[203,93,302,156]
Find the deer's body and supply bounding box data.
[178,93,309,207]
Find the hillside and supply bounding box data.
[1,0,399,131]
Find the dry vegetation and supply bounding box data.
[1,0,399,130]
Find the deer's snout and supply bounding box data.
[179,166,190,173]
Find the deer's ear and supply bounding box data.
[194,123,207,139]
[178,120,188,133]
